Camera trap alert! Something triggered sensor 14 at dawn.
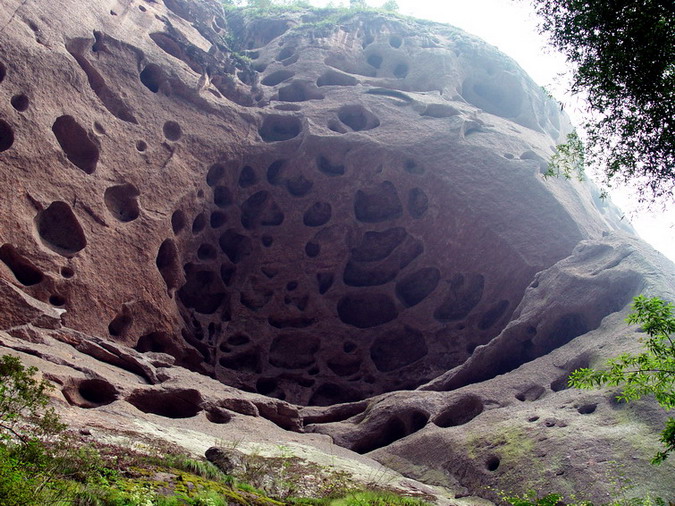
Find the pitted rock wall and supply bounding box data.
[0,0,638,406]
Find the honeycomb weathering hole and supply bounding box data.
[104,184,140,222]
[35,202,87,257]
[259,115,302,142]
[0,119,15,152]
[338,104,380,132]
[0,244,44,286]
[52,115,99,173]
[127,388,203,418]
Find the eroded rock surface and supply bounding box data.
[1,0,673,503]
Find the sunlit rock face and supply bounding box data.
[0,0,633,406]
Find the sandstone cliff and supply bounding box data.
[0,0,673,502]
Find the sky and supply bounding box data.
[304,0,675,264]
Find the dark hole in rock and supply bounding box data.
[241,191,284,229]
[422,103,460,118]
[352,227,407,262]
[206,408,232,424]
[308,383,362,407]
[337,292,398,328]
[178,268,226,314]
[192,213,207,234]
[0,244,44,285]
[94,122,106,134]
[404,159,423,174]
[303,202,332,227]
[353,416,408,454]
[286,281,298,291]
[163,120,182,141]
[370,326,428,372]
[269,333,319,369]
[127,388,203,418]
[338,104,380,132]
[343,261,399,287]
[343,341,357,353]
[528,416,540,422]
[367,54,383,69]
[214,186,232,208]
[108,314,132,337]
[354,181,402,223]
[139,5,146,11]
[63,378,119,408]
[104,184,140,222]
[261,235,273,247]
[407,188,429,219]
[220,264,235,286]
[478,300,510,330]
[0,120,14,152]
[49,294,66,306]
[35,201,87,256]
[219,230,252,264]
[52,116,99,173]
[434,394,484,427]
[0,62,5,82]
[259,115,301,142]
[171,210,186,234]
[389,35,403,48]
[262,70,295,86]
[305,242,320,257]
[267,160,286,185]
[61,266,74,278]
[396,267,440,307]
[140,64,163,93]
[206,163,225,187]
[210,211,227,228]
[317,70,357,87]
[136,140,147,152]
[238,166,257,187]
[317,272,334,294]
[433,273,484,322]
[486,455,500,472]
[393,62,409,78]
[136,331,176,354]
[577,403,597,414]
[227,334,250,346]
[219,349,260,373]
[149,32,183,60]
[317,156,345,176]
[286,175,313,197]
[278,81,324,102]
[277,47,295,61]
[256,377,277,395]
[327,356,361,376]
[515,384,545,402]
[78,378,118,406]
[11,94,29,112]
[197,243,217,261]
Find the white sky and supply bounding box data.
[305,0,675,263]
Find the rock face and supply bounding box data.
[1,0,674,503]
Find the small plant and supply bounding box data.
[569,295,675,464]
[544,131,585,181]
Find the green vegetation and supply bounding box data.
[531,0,674,204]
[502,490,666,506]
[545,131,586,181]
[569,295,675,464]
[0,354,431,504]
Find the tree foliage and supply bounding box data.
[569,296,675,464]
[531,0,675,203]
